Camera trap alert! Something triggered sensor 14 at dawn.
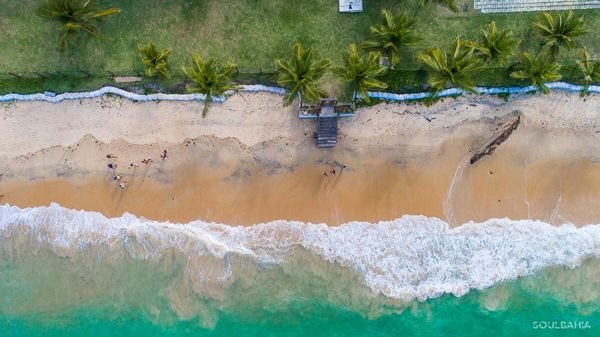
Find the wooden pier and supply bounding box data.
[316,98,339,148]
[317,117,339,147]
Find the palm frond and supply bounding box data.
[138,42,172,79]
[362,10,420,67]
[576,51,600,95]
[510,52,562,93]
[533,10,587,59]
[182,53,239,117]
[334,44,388,103]
[275,43,331,106]
[475,21,520,64]
[417,38,484,98]
[36,0,120,52]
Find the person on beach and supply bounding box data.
[130,162,139,168]
[330,168,336,176]
[106,154,117,159]
[119,181,127,189]
[108,163,117,170]
[323,171,328,177]
[160,150,168,160]
[142,158,152,164]
[113,175,122,181]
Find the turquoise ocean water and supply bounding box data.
[1,204,599,336]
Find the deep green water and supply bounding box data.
[1,253,599,337]
[2,282,598,337]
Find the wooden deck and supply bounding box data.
[316,98,338,148]
[298,98,351,148]
[317,116,338,148]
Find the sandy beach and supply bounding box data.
[1,92,600,226]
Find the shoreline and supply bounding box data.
[2,91,600,226]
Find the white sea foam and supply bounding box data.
[1,203,600,303]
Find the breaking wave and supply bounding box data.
[0,204,600,302]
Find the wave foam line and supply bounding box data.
[1,203,600,302]
[0,82,596,104]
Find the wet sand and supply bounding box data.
[2,92,600,226]
[2,133,600,226]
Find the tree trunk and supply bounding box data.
[470,113,521,165]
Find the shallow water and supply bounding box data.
[2,258,599,336]
[1,204,599,336]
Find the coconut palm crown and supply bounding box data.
[362,10,420,67]
[533,10,587,59]
[36,0,120,52]
[138,43,172,79]
[417,38,484,97]
[275,43,331,106]
[182,53,239,117]
[510,52,562,93]
[576,51,600,95]
[334,44,387,103]
[475,21,520,64]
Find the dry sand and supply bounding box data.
[1,92,600,226]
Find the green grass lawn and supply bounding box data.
[0,0,599,93]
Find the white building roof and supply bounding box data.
[474,0,600,13]
[339,0,363,12]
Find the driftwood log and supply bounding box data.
[470,112,521,165]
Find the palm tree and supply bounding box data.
[533,10,587,59]
[138,43,172,79]
[474,21,520,64]
[362,10,420,67]
[417,38,484,98]
[275,43,331,106]
[182,53,239,117]
[418,0,459,13]
[333,44,387,103]
[510,52,561,93]
[36,0,120,52]
[576,51,600,95]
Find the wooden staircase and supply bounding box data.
[317,116,338,148]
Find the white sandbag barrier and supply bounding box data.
[239,85,287,95]
[365,82,600,102]
[0,82,598,105]
[0,85,286,104]
[0,86,213,104]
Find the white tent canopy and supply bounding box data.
[339,0,363,12]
